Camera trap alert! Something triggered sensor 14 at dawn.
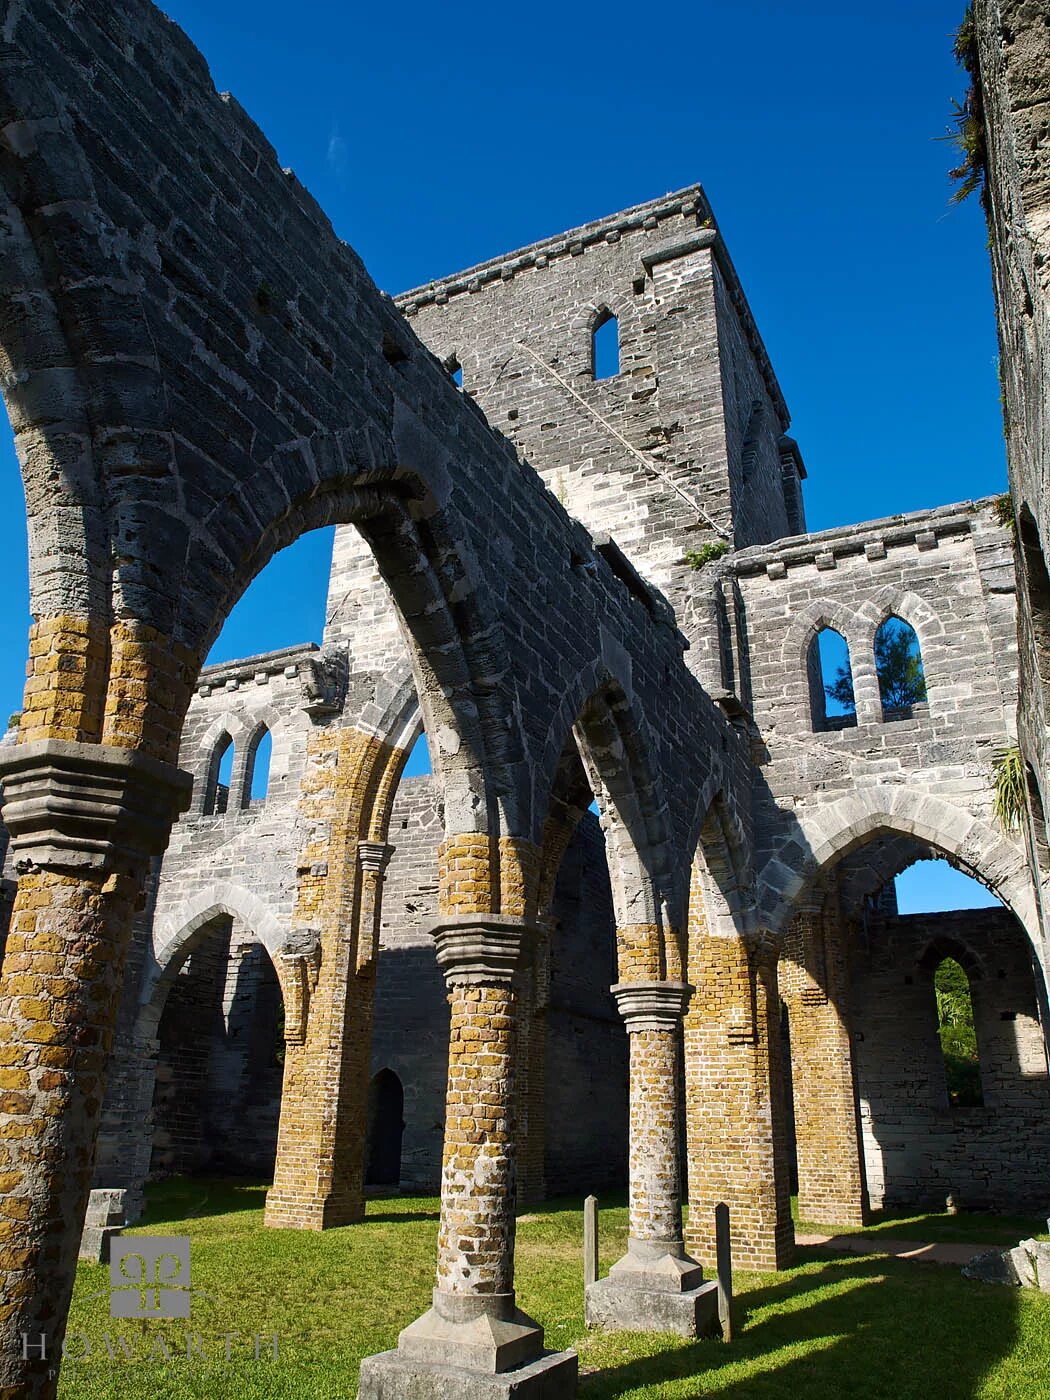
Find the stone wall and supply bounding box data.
[852,905,1050,1211]
[974,0,1050,975]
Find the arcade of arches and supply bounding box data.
[0,3,1047,1399]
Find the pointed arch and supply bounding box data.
[808,626,857,732]
[534,656,678,979]
[139,882,290,1040]
[242,723,273,805]
[757,786,1038,947]
[203,732,235,816]
[871,614,927,720]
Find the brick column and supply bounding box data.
[683,926,794,1272]
[783,909,868,1227]
[360,915,577,1398]
[0,740,191,1400]
[265,838,393,1229]
[586,982,718,1337]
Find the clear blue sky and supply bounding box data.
[0,0,1005,908]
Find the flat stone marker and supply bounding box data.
[715,1202,733,1342]
[584,1195,598,1287]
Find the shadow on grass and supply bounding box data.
[138,1177,269,1225]
[580,1253,1022,1399]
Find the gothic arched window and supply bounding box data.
[808,627,856,732]
[875,615,926,720]
[204,734,234,816]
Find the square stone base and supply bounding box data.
[78,1224,122,1264]
[359,1347,578,1400]
[585,1276,720,1337]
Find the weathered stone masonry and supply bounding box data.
[0,2,1047,1398]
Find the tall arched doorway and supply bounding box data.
[365,1069,404,1188]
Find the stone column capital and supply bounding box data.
[0,739,192,874]
[429,915,539,986]
[357,840,394,874]
[610,980,693,1030]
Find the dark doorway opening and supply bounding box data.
[365,1068,404,1187]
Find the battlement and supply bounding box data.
[722,498,1004,579]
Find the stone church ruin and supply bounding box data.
[0,1,1046,1397]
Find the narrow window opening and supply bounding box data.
[592,311,619,380]
[243,727,272,806]
[205,734,234,816]
[875,615,926,721]
[444,355,463,389]
[808,627,856,731]
[933,955,983,1107]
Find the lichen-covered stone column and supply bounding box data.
[359,915,577,1397]
[586,981,719,1337]
[0,739,191,1400]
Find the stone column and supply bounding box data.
[586,982,719,1337]
[784,908,868,1227]
[0,740,191,1400]
[683,929,795,1272]
[359,915,577,1399]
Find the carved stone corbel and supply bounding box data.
[279,928,321,1044]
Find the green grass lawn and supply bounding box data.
[59,1178,1050,1400]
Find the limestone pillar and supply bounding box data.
[0,739,191,1400]
[586,982,719,1336]
[683,929,794,1271]
[359,916,577,1399]
[784,908,868,1227]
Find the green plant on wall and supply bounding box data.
[993,492,1015,533]
[947,6,988,208]
[684,540,729,570]
[992,744,1026,831]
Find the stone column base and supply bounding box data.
[398,1291,544,1374]
[361,1289,577,1396]
[585,1275,719,1338]
[263,1191,365,1231]
[359,1348,578,1400]
[78,1188,132,1264]
[584,1238,720,1338]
